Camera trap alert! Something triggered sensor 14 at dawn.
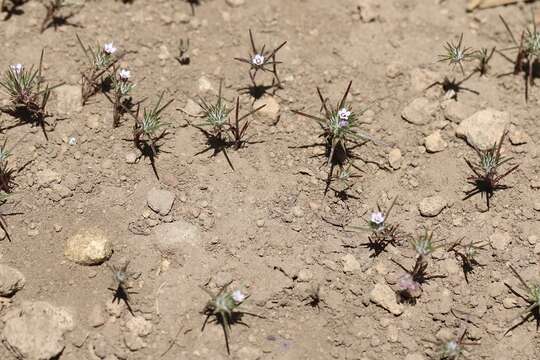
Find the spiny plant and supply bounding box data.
[176,38,190,65]
[40,0,83,33]
[323,162,363,200]
[499,13,540,101]
[347,196,402,256]
[201,282,264,355]
[182,79,265,170]
[76,34,123,105]
[0,51,63,140]
[473,47,496,76]
[234,29,287,90]
[1,0,27,20]
[438,33,475,75]
[424,328,479,360]
[392,229,445,303]
[107,259,136,315]
[303,283,322,311]
[463,131,519,210]
[110,67,135,127]
[504,265,540,335]
[447,237,487,283]
[130,91,173,179]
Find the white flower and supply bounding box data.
[370,212,385,225]
[232,290,246,303]
[10,64,23,74]
[118,68,131,81]
[103,42,117,55]
[338,108,351,121]
[252,54,265,66]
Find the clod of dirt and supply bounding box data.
[489,231,511,251]
[125,152,138,164]
[125,316,153,337]
[183,98,203,117]
[509,130,528,145]
[455,109,510,150]
[369,282,403,316]
[55,85,82,115]
[0,264,25,297]
[424,131,447,153]
[147,188,175,216]
[401,97,437,125]
[442,100,474,124]
[152,220,201,256]
[36,169,61,188]
[388,148,402,169]
[418,195,447,217]
[64,228,113,265]
[342,254,361,273]
[2,301,74,360]
[254,96,280,124]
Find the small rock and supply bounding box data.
[385,62,404,79]
[489,231,510,251]
[147,188,175,216]
[409,68,439,92]
[369,282,403,315]
[297,269,313,282]
[126,316,152,337]
[183,98,202,116]
[424,131,447,153]
[0,264,25,296]
[443,101,474,123]
[456,109,510,150]
[2,301,74,360]
[153,221,201,255]
[254,96,280,124]
[37,169,61,188]
[509,130,528,145]
[198,76,214,94]
[124,332,146,351]
[418,196,447,217]
[342,254,361,273]
[64,228,113,265]
[401,97,437,125]
[55,85,82,114]
[52,184,73,199]
[225,0,245,7]
[502,297,517,309]
[125,152,138,164]
[388,148,402,169]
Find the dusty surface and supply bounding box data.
[0,0,539,359]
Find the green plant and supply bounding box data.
[0,50,63,139]
[110,67,135,127]
[107,260,136,315]
[40,0,83,33]
[447,237,487,283]
[505,265,540,335]
[473,47,496,76]
[234,29,287,89]
[463,131,518,209]
[201,282,263,355]
[76,34,123,105]
[438,33,474,75]
[424,328,478,359]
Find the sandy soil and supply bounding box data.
[0,0,539,359]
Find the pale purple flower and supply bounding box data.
[118,69,131,81]
[232,290,246,303]
[398,273,421,297]
[103,42,117,55]
[10,64,23,74]
[338,108,351,121]
[338,119,349,128]
[370,212,385,226]
[252,54,265,66]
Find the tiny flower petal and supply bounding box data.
[338,108,351,121]
[10,64,23,74]
[232,290,246,303]
[103,42,117,55]
[252,54,265,66]
[370,212,385,225]
[119,69,131,80]
[338,120,349,128]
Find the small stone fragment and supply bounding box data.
[424,131,447,153]
[489,231,510,251]
[401,97,437,125]
[254,96,280,124]
[509,129,528,145]
[456,109,510,150]
[418,196,447,217]
[198,76,214,94]
[388,148,402,169]
[147,188,175,216]
[369,282,403,315]
[0,264,25,297]
[342,254,361,273]
[125,152,138,164]
[443,101,474,123]
[64,228,113,265]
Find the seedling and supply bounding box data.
[176,38,190,65]
[499,13,540,101]
[107,260,137,315]
[110,67,135,127]
[1,0,27,20]
[234,29,287,90]
[324,162,362,200]
[504,265,540,335]
[392,229,445,303]
[424,328,479,359]
[201,281,264,355]
[447,237,487,283]
[347,196,402,256]
[0,51,63,139]
[76,34,123,105]
[40,0,83,33]
[131,91,173,179]
[463,131,519,210]
[438,33,474,75]
[182,80,265,170]
[293,81,382,169]
[474,47,496,76]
